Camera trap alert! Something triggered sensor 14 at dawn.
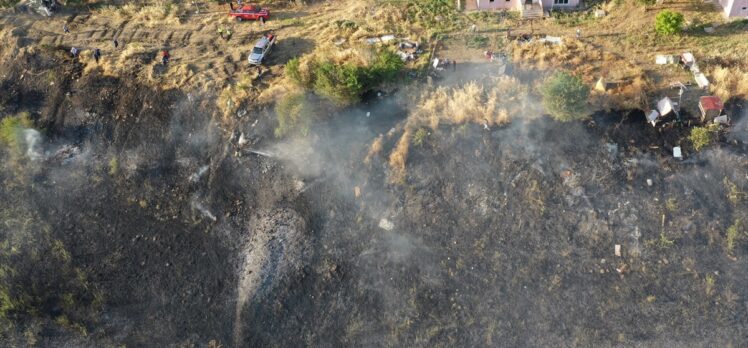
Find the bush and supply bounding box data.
[288,50,404,105]
[368,49,405,85]
[688,125,717,151]
[313,62,364,105]
[275,93,313,138]
[412,128,429,146]
[541,72,590,122]
[655,10,684,35]
[0,112,33,152]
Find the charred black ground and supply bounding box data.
[1,45,747,347]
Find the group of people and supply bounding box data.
[65,24,170,66]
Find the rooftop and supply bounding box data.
[699,96,724,110]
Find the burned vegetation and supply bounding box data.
[1,4,748,348]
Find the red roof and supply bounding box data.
[699,96,723,111]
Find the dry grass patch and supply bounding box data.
[96,1,186,27]
[388,129,410,185]
[708,66,748,101]
[406,76,529,130]
[512,38,652,110]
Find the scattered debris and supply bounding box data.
[538,35,563,45]
[657,97,675,116]
[714,115,729,125]
[380,34,396,43]
[694,72,709,89]
[680,52,696,69]
[354,186,361,198]
[646,179,653,187]
[615,244,621,257]
[655,55,677,65]
[673,146,683,159]
[646,110,660,126]
[594,9,607,18]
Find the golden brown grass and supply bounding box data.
[406,77,528,131]
[512,38,652,110]
[388,129,410,185]
[382,76,534,184]
[96,1,186,28]
[364,134,384,165]
[709,66,748,101]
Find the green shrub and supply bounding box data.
[407,0,462,31]
[655,10,684,35]
[275,93,313,138]
[369,49,405,84]
[285,57,303,85]
[412,128,429,146]
[0,0,20,9]
[0,112,33,153]
[688,125,717,151]
[726,220,742,254]
[288,50,403,105]
[541,72,590,122]
[313,62,364,105]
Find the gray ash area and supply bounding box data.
[1,46,747,347]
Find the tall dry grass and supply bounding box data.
[96,1,185,27]
[406,77,528,130]
[709,66,748,101]
[388,129,410,184]
[383,76,534,184]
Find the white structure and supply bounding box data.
[717,0,748,18]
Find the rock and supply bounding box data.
[378,218,394,231]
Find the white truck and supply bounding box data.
[248,33,276,65]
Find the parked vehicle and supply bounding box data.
[248,33,276,65]
[228,4,270,22]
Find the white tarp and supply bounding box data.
[646,110,660,126]
[657,97,674,116]
[366,37,381,45]
[695,73,709,89]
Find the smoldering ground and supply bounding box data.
[1,44,747,348]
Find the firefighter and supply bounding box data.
[63,24,69,34]
[113,39,119,48]
[576,28,581,39]
[93,48,101,63]
[162,50,170,66]
[217,27,224,39]
[70,47,78,58]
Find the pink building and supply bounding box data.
[471,0,580,17]
[718,0,748,17]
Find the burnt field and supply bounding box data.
[1,46,747,347]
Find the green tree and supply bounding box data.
[655,10,684,35]
[540,72,590,122]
